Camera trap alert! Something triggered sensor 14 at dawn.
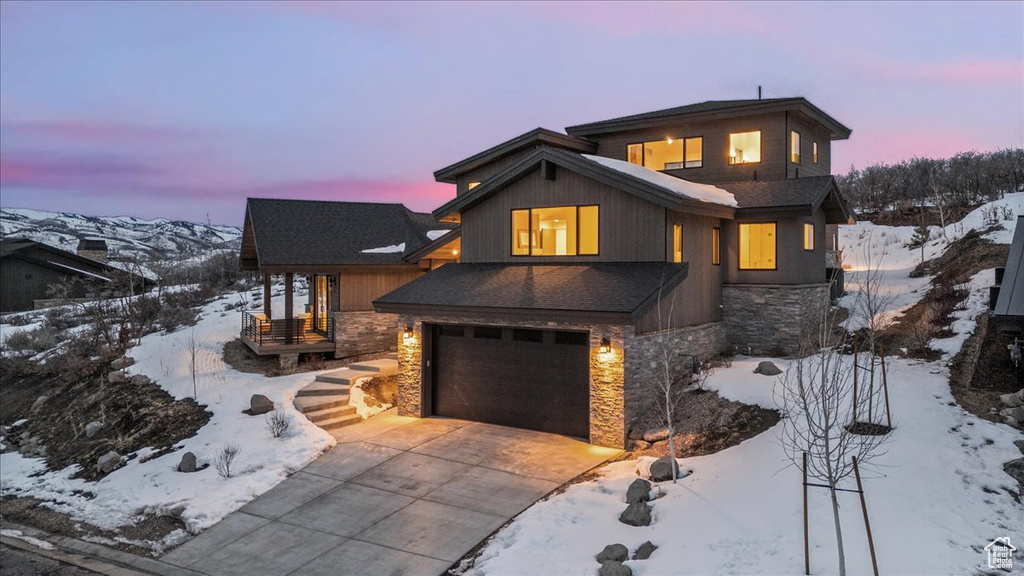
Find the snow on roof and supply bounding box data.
[47,261,112,282]
[582,154,737,207]
[360,243,406,254]
[426,229,452,241]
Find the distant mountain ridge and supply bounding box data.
[0,207,241,262]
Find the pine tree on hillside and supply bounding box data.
[910,221,931,265]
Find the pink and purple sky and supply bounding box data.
[1,1,1022,226]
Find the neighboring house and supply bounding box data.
[374,97,855,449]
[992,216,1024,333]
[239,199,459,365]
[0,239,126,312]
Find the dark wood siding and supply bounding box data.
[456,148,535,196]
[460,167,666,263]
[0,259,93,312]
[340,268,426,311]
[786,113,833,178]
[721,207,828,285]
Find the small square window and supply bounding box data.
[467,181,481,190]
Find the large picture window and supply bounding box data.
[511,205,599,256]
[739,222,776,270]
[729,131,761,164]
[627,137,702,170]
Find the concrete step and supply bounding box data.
[348,359,398,377]
[293,395,350,414]
[316,413,363,431]
[385,352,398,360]
[304,404,358,423]
[296,381,351,397]
[315,369,377,385]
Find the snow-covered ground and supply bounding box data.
[463,195,1024,576]
[0,290,337,552]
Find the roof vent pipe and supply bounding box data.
[758,86,762,100]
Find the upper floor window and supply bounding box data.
[813,141,818,164]
[803,223,815,251]
[729,131,761,164]
[672,223,683,263]
[511,205,598,256]
[790,131,801,164]
[467,181,481,190]
[627,137,702,170]
[738,222,776,270]
[712,227,721,266]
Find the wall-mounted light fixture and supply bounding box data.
[402,324,415,341]
[599,337,611,354]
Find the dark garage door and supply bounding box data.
[430,325,590,439]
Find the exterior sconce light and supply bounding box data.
[452,249,459,256]
[402,325,414,341]
[599,337,611,354]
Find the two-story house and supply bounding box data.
[374,97,855,449]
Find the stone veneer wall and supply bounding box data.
[334,311,399,359]
[721,283,830,356]
[622,322,727,433]
[395,313,630,449]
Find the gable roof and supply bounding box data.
[994,216,1024,331]
[433,127,597,184]
[374,262,688,323]
[241,199,456,271]
[725,176,855,223]
[566,97,852,140]
[432,146,737,222]
[0,239,119,282]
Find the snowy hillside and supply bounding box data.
[0,207,241,260]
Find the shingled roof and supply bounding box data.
[994,216,1024,332]
[0,239,119,282]
[433,127,597,184]
[241,199,457,271]
[725,176,855,223]
[374,262,687,322]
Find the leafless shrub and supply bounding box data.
[214,443,241,478]
[265,410,291,438]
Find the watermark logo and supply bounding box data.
[985,537,1016,570]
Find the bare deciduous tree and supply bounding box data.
[214,444,241,478]
[265,410,291,438]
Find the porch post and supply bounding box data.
[284,272,294,344]
[263,273,272,319]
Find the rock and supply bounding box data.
[178,452,197,473]
[599,561,632,576]
[1014,440,1024,455]
[649,457,680,482]
[632,541,658,560]
[249,394,274,415]
[85,421,102,438]
[753,361,782,376]
[110,357,134,370]
[626,478,652,504]
[642,427,670,443]
[108,371,129,384]
[130,374,152,386]
[30,396,48,412]
[1000,406,1024,427]
[1003,457,1024,489]
[627,429,643,440]
[595,543,629,563]
[96,451,122,474]
[618,501,652,527]
[1000,389,1024,408]
[631,440,651,451]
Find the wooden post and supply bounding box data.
[880,342,892,429]
[803,451,810,576]
[852,456,879,576]
[263,273,272,319]
[852,341,859,423]
[284,272,294,344]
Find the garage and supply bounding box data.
[429,324,590,439]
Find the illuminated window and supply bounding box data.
[803,223,815,251]
[729,131,761,164]
[790,131,801,164]
[511,205,598,256]
[712,227,721,265]
[627,137,702,170]
[813,141,818,164]
[467,181,481,190]
[672,223,682,263]
[739,223,776,270]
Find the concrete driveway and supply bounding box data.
[161,412,619,576]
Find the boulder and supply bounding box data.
[631,440,652,451]
[618,501,652,527]
[1014,440,1024,455]
[642,427,670,443]
[249,394,275,416]
[178,452,197,473]
[130,374,152,386]
[97,451,122,474]
[649,457,680,482]
[85,421,102,438]
[599,561,632,576]
[1003,457,1024,489]
[30,396,48,412]
[1000,406,1024,427]
[108,371,129,384]
[1000,389,1024,408]
[632,541,658,560]
[595,543,629,563]
[625,478,652,504]
[110,357,135,370]
[753,361,782,376]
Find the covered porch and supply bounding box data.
[240,271,339,356]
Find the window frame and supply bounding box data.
[790,130,801,165]
[626,136,704,170]
[803,222,815,251]
[509,204,600,257]
[712,227,721,266]
[467,181,482,190]
[728,130,762,165]
[737,221,778,271]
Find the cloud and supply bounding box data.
[862,58,1023,85]
[1,119,199,143]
